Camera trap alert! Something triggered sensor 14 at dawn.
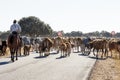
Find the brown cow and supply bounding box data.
[39,37,53,57]
[59,42,67,57]
[108,38,120,59]
[89,38,108,59]
[65,42,71,56]
[23,44,31,56]
[53,36,63,53]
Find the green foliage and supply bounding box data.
[65,31,83,37]
[18,16,53,37]
[0,31,10,40]
[100,31,111,37]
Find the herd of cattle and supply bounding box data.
[0,36,120,59]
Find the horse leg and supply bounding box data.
[11,52,14,62]
[16,50,18,60]
[10,48,14,62]
[10,52,13,61]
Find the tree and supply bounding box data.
[18,16,53,37]
[0,31,10,40]
[100,31,111,37]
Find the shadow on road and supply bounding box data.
[73,51,80,53]
[88,56,107,60]
[18,55,27,57]
[0,61,11,65]
[56,56,66,59]
[34,56,47,59]
[50,52,58,55]
[78,53,107,60]
[78,53,89,56]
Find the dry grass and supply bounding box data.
[89,52,120,80]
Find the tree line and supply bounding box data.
[0,16,120,40]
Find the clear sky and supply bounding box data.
[0,0,120,33]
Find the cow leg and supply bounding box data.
[18,48,21,56]
[119,52,120,59]
[61,50,64,57]
[105,49,108,58]
[60,50,62,57]
[39,51,42,56]
[101,49,104,58]
[57,50,59,53]
[96,50,99,59]
[87,47,91,55]
[28,50,30,55]
[114,51,117,59]
[63,51,65,57]
[93,48,96,56]
[77,46,79,52]
[110,50,112,58]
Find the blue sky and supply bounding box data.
[0,0,120,33]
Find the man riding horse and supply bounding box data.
[8,20,21,62]
[10,20,21,37]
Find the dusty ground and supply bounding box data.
[88,53,120,80]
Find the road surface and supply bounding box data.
[0,51,96,80]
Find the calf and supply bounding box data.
[23,45,31,56]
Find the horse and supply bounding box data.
[8,31,21,62]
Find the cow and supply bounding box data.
[22,36,31,56]
[52,36,63,53]
[80,37,92,55]
[38,37,53,57]
[18,37,24,56]
[23,44,31,56]
[65,42,72,56]
[108,38,120,59]
[34,38,42,53]
[0,40,7,56]
[88,38,108,59]
[59,42,67,57]
[73,37,82,52]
